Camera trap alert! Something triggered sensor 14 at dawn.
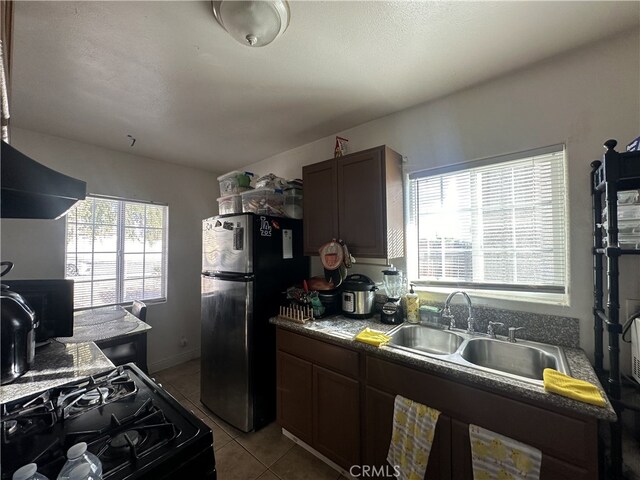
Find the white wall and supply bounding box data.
[241,29,640,360]
[1,128,220,372]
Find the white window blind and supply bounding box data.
[65,195,168,309]
[408,146,567,294]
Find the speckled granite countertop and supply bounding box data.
[56,307,151,344]
[0,341,115,404]
[271,314,617,422]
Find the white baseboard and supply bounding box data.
[281,428,352,478]
[148,348,201,373]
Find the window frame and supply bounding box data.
[65,194,169,311]
[406,144,569,305]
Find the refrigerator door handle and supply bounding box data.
[202,271,254,282]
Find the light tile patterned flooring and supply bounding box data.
[154,359,346,480]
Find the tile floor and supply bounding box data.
[154,359,347,480]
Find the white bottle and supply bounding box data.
[56,443,102,480]
[67,465,101,480]
[12,464,49,480]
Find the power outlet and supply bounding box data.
[626,299,640,319]
[180,336,188,347]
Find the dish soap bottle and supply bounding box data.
[405,284,419,324]
[56,443,102,480]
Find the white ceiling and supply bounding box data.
[11,1,640,172]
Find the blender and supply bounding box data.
[381,267,404,324]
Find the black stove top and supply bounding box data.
[1,364,216,480]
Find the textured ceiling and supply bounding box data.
[10,1,640,172]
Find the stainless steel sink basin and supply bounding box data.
[388,324,463,355]
[458,338,565,381]
[385,323,569,384]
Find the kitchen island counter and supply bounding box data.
[0,341,114,404]
[271,314,616,422]
[58,306,151,343]
[55,307,151,372]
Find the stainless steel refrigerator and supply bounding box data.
[200,213,308,432]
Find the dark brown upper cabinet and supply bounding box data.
[302,146,404,258]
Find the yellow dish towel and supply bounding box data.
[387,395,441,480]
[354,327,391,347]
[543,368,606,407]
[469,424,542,480]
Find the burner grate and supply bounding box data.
[84,402,181,478]
[1,391,57,442]
[57,367,138,419]
[0,364,210,480]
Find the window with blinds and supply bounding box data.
[407,146,567,295]
[65,195,168,309]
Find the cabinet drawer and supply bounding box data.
[366,356,596,466]
[277,329,359,378]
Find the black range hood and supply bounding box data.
[1,141,86,219]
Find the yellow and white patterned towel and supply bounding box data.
[386,395,441,480]
[469,424,542,480]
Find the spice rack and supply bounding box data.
[591,139,640,478]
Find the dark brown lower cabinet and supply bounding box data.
[276,351,313,444]
[364,386,451,479]
[367,355,598,480]
[313,365,360,469]
[450,419,473,479]
[450,418,594,480]
[276,328,599,480]
[276,329,361,470]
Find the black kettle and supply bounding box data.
[1,261,37,385]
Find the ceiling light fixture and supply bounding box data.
[212,1,290,47]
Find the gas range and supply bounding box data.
[1,364,216,479]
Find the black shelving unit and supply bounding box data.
[591,139,640,479]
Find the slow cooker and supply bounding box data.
[341,274,377,319]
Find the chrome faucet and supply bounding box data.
[487,321,504,339]
[442,309,457,330]
[442,291,475,333]
[508,326,525,343]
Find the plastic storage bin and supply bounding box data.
[617,190,640,204]
[217,194,242,215]
[217,171,254,195]
[240,188,285,216]
[604,218,640,234]
[602,203,640,221]
[283,193,303,219]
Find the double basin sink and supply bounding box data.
[385,323,569,385]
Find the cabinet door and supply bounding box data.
[337,147,386,257]
[313,365,361,469]
[451,418,595,480]
[302,159,338,255]
[363,386,395,474]
[364,386,451,480]
[451,419,473,479]
[276,351,313,444]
